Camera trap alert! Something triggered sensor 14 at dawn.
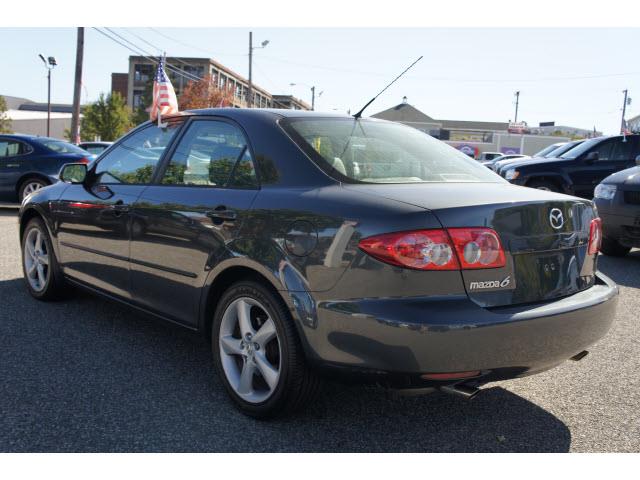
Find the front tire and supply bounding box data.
[212,280,319,418]
[600,236,631,257]
[21,217,65,300]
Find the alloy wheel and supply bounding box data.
[24,227,49,292]
[23,181,45,197]
[218,297,281,403]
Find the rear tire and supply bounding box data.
[21,217,66,301]
[600,236,631,257]
[211,280,320,418]
[18,177,48,202]
[527,179,560,192]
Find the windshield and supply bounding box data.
[534,144,563,157]
[559,138,604,159]
[546,140,582,158]
[283,118,503,184]
[40,140,87,155]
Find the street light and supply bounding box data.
[38,54,57,137]
[289,83,323,111]
[247,32,269,108]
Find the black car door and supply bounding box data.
[54,122,183,299]
[129,118,260,326]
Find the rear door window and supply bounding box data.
[160,119,258,188]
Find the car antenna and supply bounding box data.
[352,55,423,119]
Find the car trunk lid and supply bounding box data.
[344,183,598,307]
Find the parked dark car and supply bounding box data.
[501,134,640,198]
[594,165,640,256]
[78,141,113,156]
[0,134,91,201]
[494,139,585,176]
[18,109,618,418]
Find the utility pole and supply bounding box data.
[311,86,315,111]
[621,89,629,134]
[514,91,520,124]
[247,31,253,108]
[70,27,84,144]
[246,32,269,108]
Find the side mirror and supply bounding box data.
[635,155,640,166]
[585,151,599,163]
[60,163,87,184]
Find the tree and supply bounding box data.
[0,95,12,134]
[179,75,235,110]
[80,92,132,142]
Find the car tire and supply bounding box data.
[212,280,320,418]
[18,177,48,202]
[21,217,66,301]
[527,179,560,192]
[600,236,631,257]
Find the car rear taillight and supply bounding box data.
[358,229,459,270]
[358,228,506,271]
[448,228,506,269]
[588,218,602,255]
[79,157,90,164]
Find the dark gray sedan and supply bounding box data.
[18,109,618,418]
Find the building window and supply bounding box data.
[133,64,153,85]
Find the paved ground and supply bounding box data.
[0,208,639,452]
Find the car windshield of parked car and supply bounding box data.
[559,138,605,159]
[284,118,503,184]
[534,144,562,157]
[40,140,87,155]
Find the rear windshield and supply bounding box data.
[40,140,87,155]
[282,118,503,184]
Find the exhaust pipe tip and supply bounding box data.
[440,383,481,400]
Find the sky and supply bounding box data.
[0,27,638,134]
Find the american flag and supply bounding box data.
[150,58,178,122]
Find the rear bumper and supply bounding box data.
[304,272,618,381]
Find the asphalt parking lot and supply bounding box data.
[0,208,639,453]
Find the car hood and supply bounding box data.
[343,181,578,211]
[602,166,640,185]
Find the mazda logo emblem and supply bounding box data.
[549,208,564,230]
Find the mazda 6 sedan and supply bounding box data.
[19,109,618,418]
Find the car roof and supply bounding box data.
[0,133,61,142]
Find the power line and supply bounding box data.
[102,27,202,83]
[93,27,201,84]
[257,54,640,84]
[121,28,206,72]
[147,27,245,58]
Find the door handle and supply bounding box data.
[206,208,237,222]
